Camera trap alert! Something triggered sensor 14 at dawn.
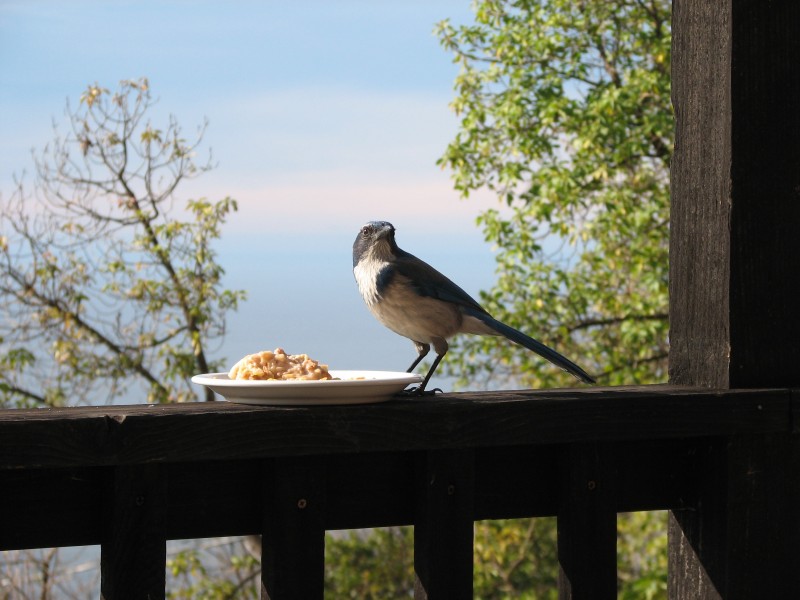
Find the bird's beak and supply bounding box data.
[376,223,394,239]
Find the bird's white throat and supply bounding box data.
[353,254,388,307]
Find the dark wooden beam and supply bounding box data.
[261,457,326,600]
[669,0,800,595]
[100,464,167,600]
[0,467,104,549]
[557,444,617,599]
[0,439,704,551]
[670,1,800,389]
[0,386,790,470]
[728,0,800,389]
[414,449,475,600]
[669,0,733,389]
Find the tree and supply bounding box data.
[436,0,671,388]
[432,1,672,597]
[166,537,261,599]
[0,78,244,406]
[474,518,559,599]
[324,527,415,599]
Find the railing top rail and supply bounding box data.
[0,384,792,470]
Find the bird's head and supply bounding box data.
[352,221,397,267]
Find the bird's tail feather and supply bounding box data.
[468,311,595,384]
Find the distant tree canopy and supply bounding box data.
[436,0,671,388]
[0,79,244,406]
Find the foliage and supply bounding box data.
[321,515,665,599]
[618,511,668,599]
[325,528,415,599]
[0,78,245,405]
[166,540,260,600]
[429,1,671,597]
[435,0,672,388]
[474,518,558,599]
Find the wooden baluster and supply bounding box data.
[101,463,167,600]
[414,449,475,600]
[261,457,326,600]
[557,444,616,600]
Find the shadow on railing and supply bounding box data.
[0,385,793,598]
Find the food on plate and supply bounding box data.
[228,348,333,381]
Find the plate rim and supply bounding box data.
[191,370,423,405]
[191,370,423,387]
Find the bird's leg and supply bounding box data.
[414,352,445,395]
[405,339,447,396]
[406,341,430,373]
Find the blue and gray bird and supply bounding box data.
[352,221,595,394]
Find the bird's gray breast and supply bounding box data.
[356,273,462,347]
[374,277,464,343]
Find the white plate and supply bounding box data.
[191,370,423,405]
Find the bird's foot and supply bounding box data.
[400,386,443,397]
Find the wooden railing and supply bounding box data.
[1,385,795,598]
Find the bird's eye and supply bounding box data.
[361,226,370,237]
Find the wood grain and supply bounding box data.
[669,0,732,389]
[0,386,790,471]
[0,385,797,597]
[668,0,800,596]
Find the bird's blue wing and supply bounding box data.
[389,247,595,384]
[392,249,490,316]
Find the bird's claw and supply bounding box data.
[400,386,443,396]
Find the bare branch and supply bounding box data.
[1,79,243,406]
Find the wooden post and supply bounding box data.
[669,0,800,596]
[557,444,616,600]
[101,464,167,600]
[668,0,733,390]
[414,449,475,600]
[261,457,326,600]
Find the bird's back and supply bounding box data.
[392,247,490,317]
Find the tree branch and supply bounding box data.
[3,264,170,400]
[569,312,668,332]
[595,352,668,381]
[0,380,49,406]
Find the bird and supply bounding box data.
[352,220,595,394]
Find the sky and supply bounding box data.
[0,1,506,397]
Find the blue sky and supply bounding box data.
[0,1,503,394]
